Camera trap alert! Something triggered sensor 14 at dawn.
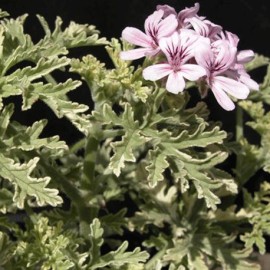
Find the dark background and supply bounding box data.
[1,0,270,141]
[1,0,269,55]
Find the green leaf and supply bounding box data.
[145,149,169,187]
[0,155,63,208]
[240,183,270,255]
[0,103,14,139]
[49,16,107,48]
[7,56,70,83]
[89,219,149,269]
[4,120,68,151]
[108,103,146,176]
[14,217,79,269]
[245,53,269,71]
[2,14,28,45]
[110,130,146,176]
[0,188,13,214]
[43,98,90,135]
[0,9,9,19]
[164,124,226,150]
[100,208,127,235]
[22,79,81,110]
[91,241,149,269]
[0,25,4,60]
[0,232,15,266]
[89,218,104,266]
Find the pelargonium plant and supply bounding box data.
[0,3,270,269]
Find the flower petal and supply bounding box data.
[122,27,152,47]
[159,32,180,61]
[240,73,259,90]
[166,72,185,94]
[211,84,235,111]
[143,64,172,81]
[212,40,237,73]
[224,31,239,47]
[188,17,209,37]
[178,29,201,62]
[156,4,177,17]
[120,48,153,60]
[213,76,249,99]
[205,20,222,39]
[157,14,178,40]
[144,10,164,37]
[237,50,255,64]
[178,3,200,27]
[180,64,206,81]
[194,39,213,71]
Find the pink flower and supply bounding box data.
[157,3,201,30]
[143,31,206,94]
[221,31,259,91]
[189,19,222,40]
[195,40,250,110]
[157,3,222,41]
[156,4,177,18]
[178,3,201,29]
[120,10,178,60]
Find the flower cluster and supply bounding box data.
[120,3,258,110]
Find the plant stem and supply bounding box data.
[235,105,244,183]
[82,135,99,190]
[36,153,94,236]
[44,74,57,85]
[236,105,243,141]
[69,138,86,153]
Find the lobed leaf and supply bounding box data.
[0,155,63,208]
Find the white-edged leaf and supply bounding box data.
[109,130,145,176]
[146,149,169,187]
[0,155,62,208]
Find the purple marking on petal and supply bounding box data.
[188,17,209,37]
[212,40,237,74]
[144,10,164,41]
[159,32,181,65]
[194,40,213,71]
